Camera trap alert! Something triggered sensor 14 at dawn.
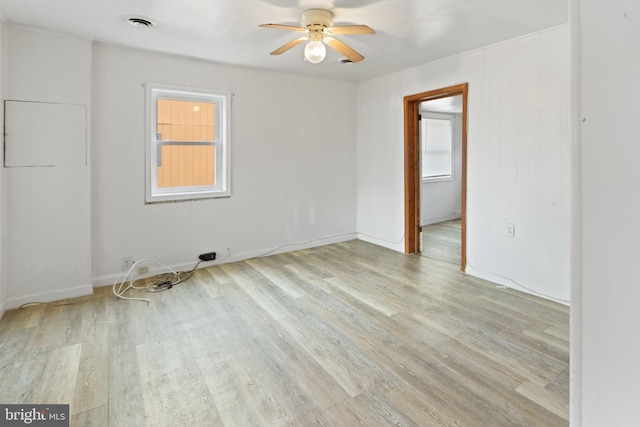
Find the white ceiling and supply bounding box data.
[0,0,567,82]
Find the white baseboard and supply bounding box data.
[465,266,570,306]
[4,284,93,310]
[421,212,462,226]
[92,260,202,288]
[92,233,358,288]
[356,233,404,253]
[230,233,358,262]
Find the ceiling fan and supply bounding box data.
[258,9,375,64]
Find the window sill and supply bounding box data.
[145,189,230,204]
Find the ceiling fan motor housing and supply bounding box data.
[302,9,333,29]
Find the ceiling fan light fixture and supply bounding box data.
[304,40,326,63]
[259,8,373,63]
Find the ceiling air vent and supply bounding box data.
[123,15,156,28]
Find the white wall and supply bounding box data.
[578,0,640,424]
[4,26,92,308]
[420,112,463,225]
[91,43,357,283]
[0,20,6,317]
[356,25,571,302]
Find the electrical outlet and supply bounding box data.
[506,223,515,237]
[138,266,149,274]
[122,256,134,271]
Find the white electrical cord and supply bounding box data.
[254,233,359,258]
[112,259,179,304]
[465,257,571,304]
[357,232,405,246]
[112,250,231,304]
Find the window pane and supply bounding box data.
[422,118,453,179]
[147,83,230,203]
[157,145,215,188]
[156,99,215,142]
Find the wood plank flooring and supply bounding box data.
[421,219,462,267]
[0,239,569,426]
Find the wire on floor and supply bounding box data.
[112,248,231,304]
[112,258,196,303]
[465,258,571,304]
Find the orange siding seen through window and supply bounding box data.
[156,99,216,188]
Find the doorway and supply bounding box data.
[403,83,468,272]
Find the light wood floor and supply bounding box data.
[0,240,569,426]
[421,219,462,267]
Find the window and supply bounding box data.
[146,84,230,202]
[421,113,454,181]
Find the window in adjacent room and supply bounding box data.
[146,84,230,203]
[421,113,454,181]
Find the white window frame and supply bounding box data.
[421,112,454,182]
[145,83,231,203]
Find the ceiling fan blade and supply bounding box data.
[258,23,306,32]
[270,37,307,55]
[326,25,375,35]
[325,37,365,62]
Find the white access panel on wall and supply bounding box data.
[4,100,87,167]
[4,26,93,308]
[4,99,91,304]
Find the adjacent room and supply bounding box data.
[0,0,638,426]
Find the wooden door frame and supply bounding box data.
[404,83,468,272]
